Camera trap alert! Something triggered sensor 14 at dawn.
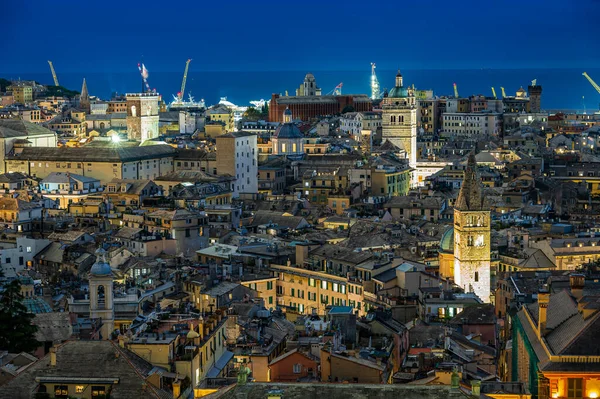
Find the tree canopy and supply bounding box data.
[0,279,40,353]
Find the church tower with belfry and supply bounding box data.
[453,152,491,303]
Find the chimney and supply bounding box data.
[538,288,550,337]
[569,273,585,300]
[173,379,181,398]
[471,380,481,397]
[295,243,309,267]
[50,346,57,366]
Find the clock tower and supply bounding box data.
[453,152,491,303]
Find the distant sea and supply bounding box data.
[4,68,600,112]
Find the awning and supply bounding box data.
[206,350,234,378]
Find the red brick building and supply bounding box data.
[269,93,372,122]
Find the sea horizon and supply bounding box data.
[3,67,599,112]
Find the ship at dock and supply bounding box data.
[168,93,206,111]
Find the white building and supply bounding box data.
[339,112,382,139]
[442,112,502,136]
[0,237,51,278]
[216,131,258,197]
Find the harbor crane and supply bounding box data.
[137,63,152,93]
[453,83,459,98]
[583,72,600,111]
[491,87,497,99]
[370,63,381,100]
[177,59,192,102]
[501,87,507,98]
[47,61,59,86]
[327,82,343,96]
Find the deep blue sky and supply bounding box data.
[2,0,599,74]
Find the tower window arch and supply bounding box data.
[97,285,105,309]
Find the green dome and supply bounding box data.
[388,86,409,98]
[439,227,454,253]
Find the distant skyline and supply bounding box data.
[2,0,599,74]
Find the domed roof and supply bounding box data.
[439,227,454,253]
[388,86,409,98]
[274,123,303,139]
[283,108,292,116]
[90,248,112,276]
[187,329,200,339]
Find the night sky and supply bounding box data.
[2,0,599,74]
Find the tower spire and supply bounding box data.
[455,152,484,211]
[80,78,90,113]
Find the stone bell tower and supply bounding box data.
[89,247,115,339]
[453,152,491,303]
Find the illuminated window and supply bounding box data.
[76,386,84,393]
[475,235,485,247]
[321,280,327,290]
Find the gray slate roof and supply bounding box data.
[7,144,177,163]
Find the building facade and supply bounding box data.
[126,93,160,142]
[216,131,258,197]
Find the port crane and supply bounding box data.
[501,87,506,98]
[137,63,152,93]
[47,61,59,86]
[177,59,192,102]
[370,63,381,100]
[583,72,600,111]
[453,83,459,98]
[491,87,497,99]
[326,82,343,96]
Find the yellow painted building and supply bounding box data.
[8,85,33,104]
[207,107,234,133]
[127,333,179,369]
[241,277,277,309]
[272,264,350,315]
[371,166,411,197]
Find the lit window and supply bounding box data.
[76,386,84,393]
[321,280,327,289]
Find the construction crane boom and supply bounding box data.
[491,87,497,99]
[583,72,600,95]
[178,59,192,101]
[501,87,506,98]
[47,61,59,86]
[137,63,152,93]
[327,82,343,96]
[370,63,381,100]
[453,83,459,98]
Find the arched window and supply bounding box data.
[391,116,396,123]
[100,122,105,129]
[97,285,105,309]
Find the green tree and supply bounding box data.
[243,107,261,121]
[341,105,355,114]
[0,78,11,92]
[0,279,40,353]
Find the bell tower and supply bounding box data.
[89,248,115,339]
[453,152,491,303]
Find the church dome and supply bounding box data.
[439,227,454,253]
[90,248,112,276]
[388,86,409,98]
[274,123,303,139]
[283,108,292,117]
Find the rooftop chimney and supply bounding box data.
[50,346,57,367]
[471,380,481,397]
[173,379,181,398]
[569,273,585,300]
[538,288,550,337]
